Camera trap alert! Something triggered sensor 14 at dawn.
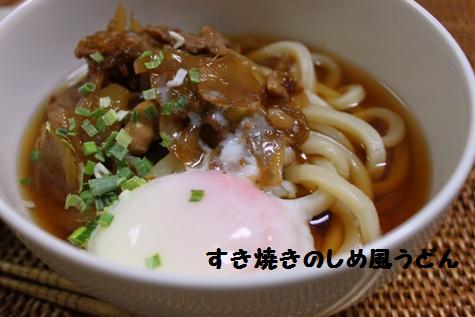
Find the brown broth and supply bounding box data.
[19,35,431,245]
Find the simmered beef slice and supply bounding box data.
[75,31,158,68]
[34,125,79,200]
[143,25,229,56]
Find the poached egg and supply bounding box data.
[89,170,314,275]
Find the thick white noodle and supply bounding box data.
[355,107,406,147]
[285,164,381,242]
[311,53,342,88]
[280,189,335,222]
[311,124,356,153]
[328,85,366,111]
[303,132,373,198]
[305,90,332,108]
[247,41,316,92]
[330,201,363,254]
[300,133,351,180]
[303,104,387,180]
[281,157,337,222]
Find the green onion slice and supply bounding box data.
[84,160,95,176]
[145,253,162,270]
[144,51,164,70]
[19,178,31,186]
[68,223,97,248]
[65,194,87,212]
[98,212,114,228]
[88,175,121,196]
[103,109,118,126]
[161,96,189,115]
[55,127,69,139]
[189,189,205,202]
[115,129,132,149]
[108,143,128,161]
[144,104,158,119]
[130,110,138,124]
[142,88,158,100]
[132,157,153,177]
[80,119,98,137]
[90,52,104,63]
[159,133,172,148]
[82,141,98,156]
[78,82,96,96]
[188,68,201,83]
[121,176,146,191]
[75,107,91,117]
[30,149,40,162]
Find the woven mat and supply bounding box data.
[1,1,475,316]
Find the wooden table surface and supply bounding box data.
[419,0,475,65]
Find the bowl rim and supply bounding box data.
[0,0,474,290]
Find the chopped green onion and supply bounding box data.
[90,108,106,120]
[93,162,111,178]
[75,107,91,117]
[121,176,146,191]
[189,189,205,202]
[109,192,119,202]
[30,149,40,162]
[96,117,107,132]
[68,223,97,248]
[188,68,201,83]
[108,143,128,161]
[80,190,94,208]
[103,109,118,126]
[95,197,105,210]
[144,51,164,70]
[78,82,96,96]
[175,96,189,109]
[102,131,118,152]
[132,157,153,177]
[99,96,111,108]
[65,194,86,212]
[82,141,98,156]
[98,212,114,228]
[88,175,121,196]
[161,101,173,115]
[68,118,77,135]
[117,166,133,179]
[20,178,31,186]
[161,96,189,115]
[55,127,69,139]
[160,132,172,148]
[142,88,158,100]
[90,52,104,63]
[130,110,138,124]
[80,119,98,137]
[106,192,119,204]
[144,105,158,119]
[115,129,132,149]
[145,253,162,270]
[94,151,106,162]
[84,160,95,176]
[139,50,152,59]
[117,110,129,122]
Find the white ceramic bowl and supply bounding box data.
[0,0,474,316]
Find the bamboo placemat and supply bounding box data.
[0,0,474,316]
